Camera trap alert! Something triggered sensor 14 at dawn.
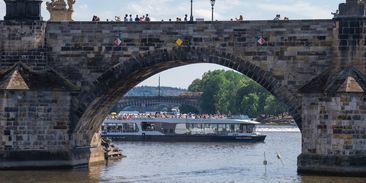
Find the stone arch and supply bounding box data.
[114,97,202,113]
[73,47,302,138]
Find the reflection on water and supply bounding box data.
[0,165,103,183]
[0,169,97,183]
[0,126,365,183]
[300,176,366,183]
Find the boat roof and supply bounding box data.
[103,118,260,125]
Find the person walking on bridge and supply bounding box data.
[124,14,128,22]
[129,14,133,22]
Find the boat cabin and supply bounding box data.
[102,118,259,136]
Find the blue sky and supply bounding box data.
[0,0,344,88]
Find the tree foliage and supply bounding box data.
[188,70,287,117]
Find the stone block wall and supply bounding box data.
[45,20,335,95]
[0,21,47,71]
[0,90,71,152]
[301,94,366,156]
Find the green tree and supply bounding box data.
[200,70,226,114]
[241,93,260,117]
[264,95,288,116]
[187,69,288,117]
[188,79,203,92]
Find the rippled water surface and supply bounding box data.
[0,126,365,183]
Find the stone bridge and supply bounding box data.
[0,0,365,176]
[114,95,202,113]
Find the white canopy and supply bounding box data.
[104,118,260,125]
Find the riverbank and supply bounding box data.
[257,114,296,126]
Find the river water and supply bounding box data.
[0,125,365,183]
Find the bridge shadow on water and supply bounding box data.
[0,165,102,183]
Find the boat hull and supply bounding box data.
[102,134,266,142]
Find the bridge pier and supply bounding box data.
[298,90,366,176]
[0,120,104,170]
[0,64,105,169]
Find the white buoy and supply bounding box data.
[276,152,282,159]
[276,152,284,166]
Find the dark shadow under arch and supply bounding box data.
[73,47,302,137]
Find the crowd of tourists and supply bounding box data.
[106,113,227,120]
[121,14,151,22]
[93,13,190,22]
[92,13,289,22]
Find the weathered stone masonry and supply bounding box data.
[0,21,48,71]
[299,94,366,175]
[0,0,365,176]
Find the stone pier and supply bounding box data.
[298,68,366,176]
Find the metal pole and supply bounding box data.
[190,0,193,22]
[158,75,161,97]
[210,0,215,22]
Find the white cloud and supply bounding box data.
[256,1,332,19]
[41,1,50,20]
[73,3,90,20]
[0,1,5,20]
[73,3,109,21]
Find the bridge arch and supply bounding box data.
[114,96,203,113]
[74,47,301,137]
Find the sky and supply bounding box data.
[0,0,344,88]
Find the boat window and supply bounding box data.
[122,123,139,133]
[234,124,241,133]
[142,122,156,131]
[203,124,210,129]
[246,124,255,133]
[229,124,235,133]
[102,123,139,133]
[239,124,245,133]
[193,123,201,129]
[105,124,120,133]
[237,124,255,133]
[212,124,218,134]
[218,124,226,135]
[176,124,189,135]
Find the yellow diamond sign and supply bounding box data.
[176,38,183,46]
